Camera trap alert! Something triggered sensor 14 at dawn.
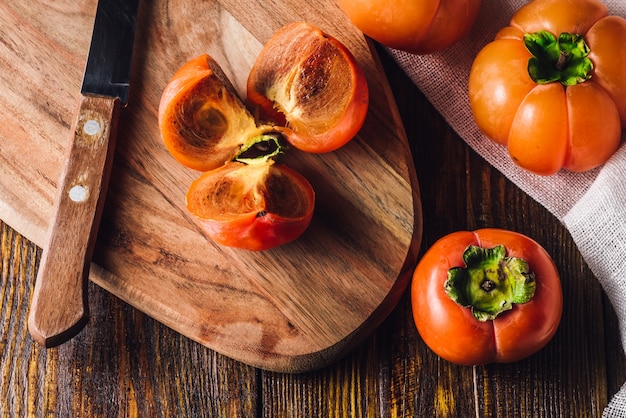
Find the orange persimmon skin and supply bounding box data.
[337,0,481,55]
[412,229,563,366]
[247,22,369,153]
[158,54,258,172]
[186,162,315,251]
[468,0,625,175]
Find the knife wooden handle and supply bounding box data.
[28,94,121,347]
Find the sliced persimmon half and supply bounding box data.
[247,22,369,153]
[186,160,315,251]
[158,54,263,171]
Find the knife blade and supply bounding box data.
[28,0,140,347]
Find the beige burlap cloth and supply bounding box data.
[387,0,626,415]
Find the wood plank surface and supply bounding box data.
[1,45,625,417]
[0,0,420,372]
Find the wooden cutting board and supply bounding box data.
[0,0,421,372]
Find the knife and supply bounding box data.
[28,0,140,347]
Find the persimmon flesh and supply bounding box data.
[159,23,367,250]
[186,161,315,251]
[159,54,316,251]
[158,54,261,172]
[247,22,369,153]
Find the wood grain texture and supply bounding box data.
[0,0,420,371]
[1,41,625,418]
[28,95,120,347]
[0,1,92,245]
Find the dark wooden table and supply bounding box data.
[2,45,625,417]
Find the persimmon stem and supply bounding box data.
[444,245,536,322]
[555,51,568,71]
[480,279,496,292]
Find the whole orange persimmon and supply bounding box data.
[469,0,626,175]
[412,229,562,365]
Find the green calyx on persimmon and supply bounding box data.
[444,245,536,322]
[524,30,593,86]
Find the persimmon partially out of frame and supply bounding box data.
[469,0,626,175]
[158,23,369,250]
[337,0,481,55]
